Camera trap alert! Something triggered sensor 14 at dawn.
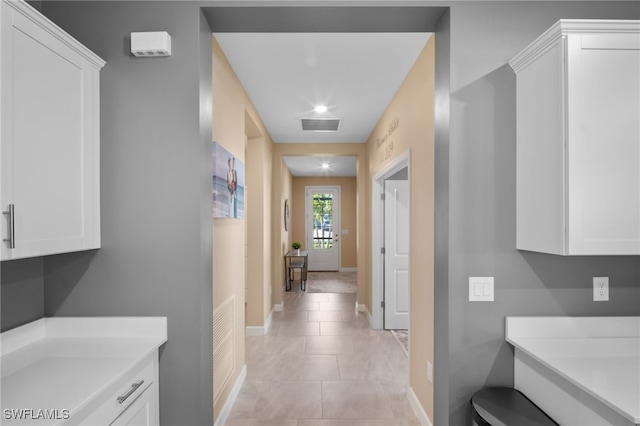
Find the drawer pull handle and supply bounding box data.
[117,380,144,404]
[3,204,15,249]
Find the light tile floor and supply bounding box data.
[225,291,419,426]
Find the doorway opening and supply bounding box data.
[206,6,447,425]
[371,150,410,331]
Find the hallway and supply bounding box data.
[225,291,419,425]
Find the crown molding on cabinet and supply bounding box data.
[509,19,640,73]
[2,0,105,69]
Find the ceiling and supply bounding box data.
[205,6,444,177]
[215,32,430,175]
[214,32,431,144]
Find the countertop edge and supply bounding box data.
[509,336,640,424]
[1,317,168,356]
[506,316,640,339]
[506,317,640,424]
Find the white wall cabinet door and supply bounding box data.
[1,0,105,260]
[510,20,640,255]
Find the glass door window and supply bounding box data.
[313,193,334,250]
[306,186,340,271]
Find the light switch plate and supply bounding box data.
[469,277,494,302]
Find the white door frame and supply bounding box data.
[305,185,341,271]
[371,150,411,330]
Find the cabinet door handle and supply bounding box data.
[117,380,144,404]
[3,204,15,249]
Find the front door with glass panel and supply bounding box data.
[306,186,340,271]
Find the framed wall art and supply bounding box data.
[284,199,290,231]
[212,142,245,219]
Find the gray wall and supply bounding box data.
[38,2,213,425]
[1,258,44,332]
[433,8,451,426]
[441,2,640,424]
[4,2,639,426]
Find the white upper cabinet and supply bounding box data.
[1,0,105,260]
[510,20,640,256]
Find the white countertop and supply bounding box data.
[506,316,640,424]
[1,317,167,425]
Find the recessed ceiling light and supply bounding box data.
[314,105,328,113]
[321,163,330,169]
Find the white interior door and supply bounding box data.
[384,179,409,330]
[306,186,340,271]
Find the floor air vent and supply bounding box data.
[213,296,235,403]
[301,118,341,132]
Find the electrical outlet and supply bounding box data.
[593,277,609,301]
[427,361,433,384]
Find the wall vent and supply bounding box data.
[301,118,341,132]
[213,296,235,403]
[131,31,172,57]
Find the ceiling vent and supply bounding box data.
[301,118,341,132]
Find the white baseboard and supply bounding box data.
[214,364,247,426]
[357,302,372,323]
[407,386,433,426]
[339,267,357,272]
[245,309,273,336]
[264,309,273,332]
[245,326,263,336]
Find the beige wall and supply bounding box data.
[273,157,293,304]
[365,36,436,419]
[246,133,273,327]
[262,139,274,322]
[291,177,357,269]
[212,37,275,419]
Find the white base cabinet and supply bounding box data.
[0,318,166,426]
[111,382,159,426]
[77,353,160,426]
[0,0,104,260]
[510,20,640,255]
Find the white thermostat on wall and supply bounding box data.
[131,31,172,57]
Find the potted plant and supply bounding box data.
[292,242,302,252]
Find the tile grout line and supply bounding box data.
[335,353,343,382]
[320,380,325,419]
